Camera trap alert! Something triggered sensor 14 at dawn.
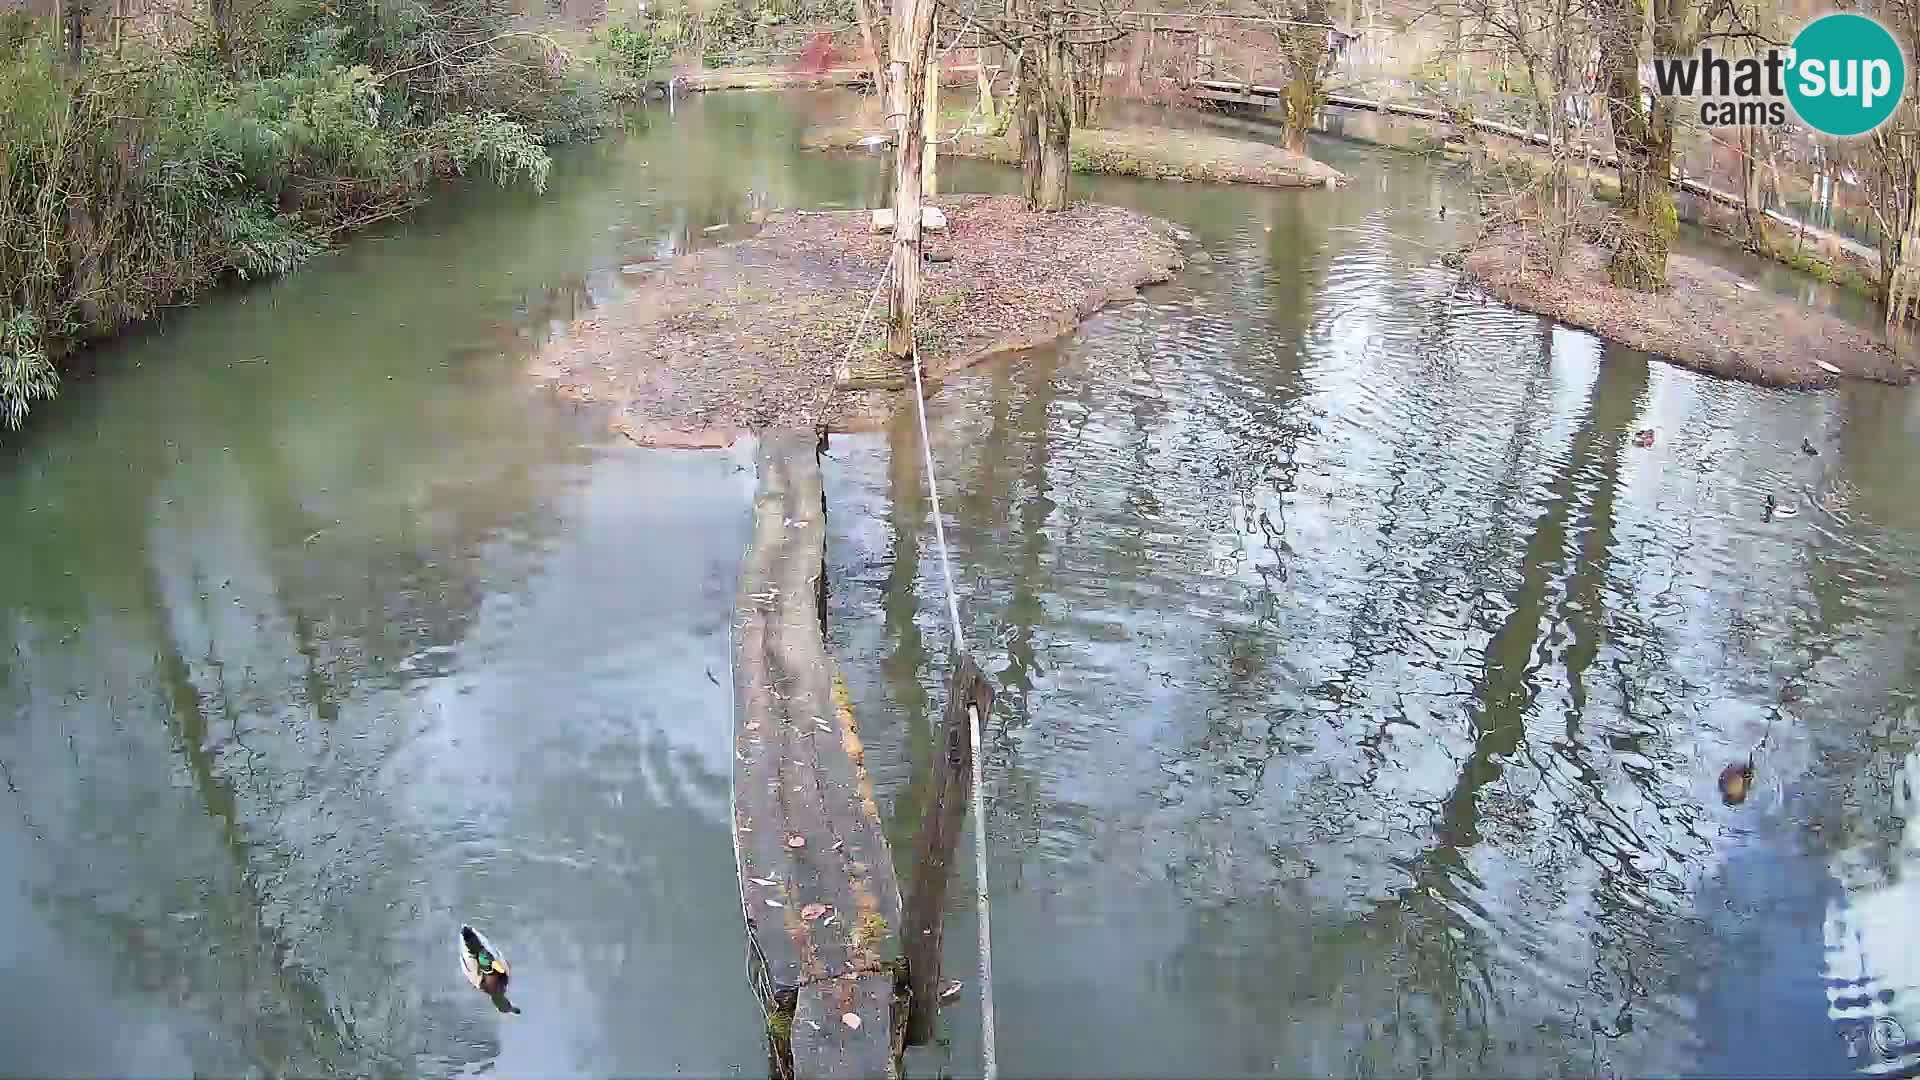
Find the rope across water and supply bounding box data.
[906,324,998,1080]
[846,248,999,1079]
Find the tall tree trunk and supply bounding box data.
[1742,126,1771,257]
[1013,44,1042,206]
[210,0,232,63]
[1598,0,1675,290]
[62,0,86,67]
[885,0,937,360]
[854,0,887,96]
[1072,42,1106,126]
[923,19,939,198]
[1032,16,1072,211]
[1277,0,1331,155]
[1123,22,1146,100]
[976,49,996,132]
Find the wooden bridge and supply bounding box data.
[1193,78,1880,270]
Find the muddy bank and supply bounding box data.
[531,194,1184,447]
[803,122,1345,188]
[1459,226,1913,388]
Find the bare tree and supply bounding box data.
[1425,0,1601,272]
[62,0,88,67]
[1850,0,1920,306]
[949,0,1132,210]
[885,0,940,357]
[210,0,231,58]
[855,0,890,92]
[1256,0,1338,153]
[1595,0,1755,289]
[1739,124,1772,257]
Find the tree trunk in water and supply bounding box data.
[1032,24,1072,212]
[900,656,993,1048]
[1598,0,1674,290]
[885,0,937,360]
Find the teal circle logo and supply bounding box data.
[1786,13,1906,137]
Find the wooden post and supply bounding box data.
[901,653,994,1047]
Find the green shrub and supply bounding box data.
[420,112,551,193]
[608,22,676,75]
[601,0,857,75]
[0,0,607,431]
[0,308,54,429]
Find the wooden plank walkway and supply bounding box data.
[1193,79,1880,267]
[732,431,904,1080]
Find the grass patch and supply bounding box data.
[1774,245,1879,295]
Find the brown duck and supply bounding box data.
[1719,753,1756,806]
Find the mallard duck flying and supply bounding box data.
[460,925,511,996]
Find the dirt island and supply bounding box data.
[1460,225,1915,389]
[532,194,1184,447]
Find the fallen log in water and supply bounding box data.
[732,431,906,1080]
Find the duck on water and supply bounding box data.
[460,924,521,1014]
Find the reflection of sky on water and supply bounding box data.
[0,100,797,1069]
[828,139,1920,1078]
[2,88,1917,1079]
[1825,741,1920,1077]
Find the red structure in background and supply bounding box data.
[791,31,844,74]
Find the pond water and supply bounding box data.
[2,91,1917,1078]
